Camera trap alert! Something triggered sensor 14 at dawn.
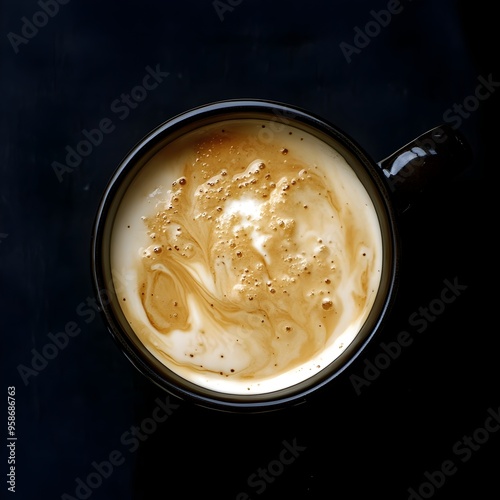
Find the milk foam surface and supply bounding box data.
[110,119,383,394]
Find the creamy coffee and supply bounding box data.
[110,118,383,394]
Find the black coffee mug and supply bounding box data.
[91,99,472,412]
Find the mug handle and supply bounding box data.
[377,124,473,214]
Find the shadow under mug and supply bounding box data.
[91,99,472,413]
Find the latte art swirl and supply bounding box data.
[111,120,383,394]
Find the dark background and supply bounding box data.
[0,0,494,499]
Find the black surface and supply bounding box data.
[0,1,494,499]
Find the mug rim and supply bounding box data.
[90,98,400,412]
